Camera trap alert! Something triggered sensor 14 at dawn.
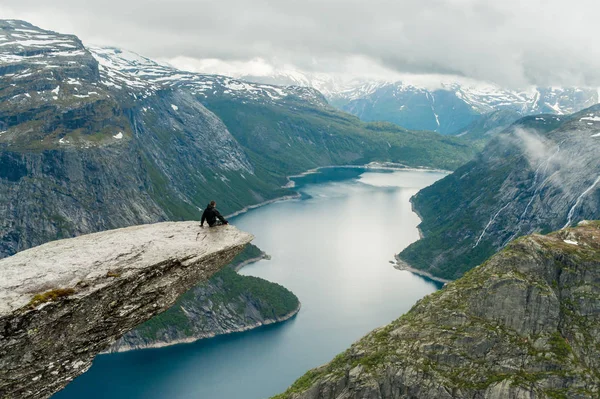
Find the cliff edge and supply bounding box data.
[275,221,600,399]
[0,222,252,399]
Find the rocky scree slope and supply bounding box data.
[275,221,600,399]
[0,222,253,399]
[109,244,300,352]
[398,105,600,280]
[0,20,475,259]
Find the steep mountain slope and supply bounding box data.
[109,244,300,352]
[241,70,598,135]
[275,222,600,399]
[0,20,475,258]
[453,109,525,142]
[398,105,600,280]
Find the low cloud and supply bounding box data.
[513,128,562,168]
[2,0,600,87]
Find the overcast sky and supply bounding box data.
[2,0,599,87]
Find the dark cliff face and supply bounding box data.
[398,106,600,280]
[0,21,266,257]
[275,222,600,399]
[0,83,261,255]
[108,245,300,352]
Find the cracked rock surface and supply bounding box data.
[0,222,252,399]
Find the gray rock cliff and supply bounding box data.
[0,222,252,399]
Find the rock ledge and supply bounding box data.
[0,222,252,399]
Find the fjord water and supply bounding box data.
[54,168,445,399]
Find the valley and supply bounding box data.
[52,167,445,399]
[0,19,475,259]
[1,14,600,399]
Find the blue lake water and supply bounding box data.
[54,167,445,399]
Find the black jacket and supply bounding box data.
[201,204,227,226]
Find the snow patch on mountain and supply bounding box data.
[86,46,327,107]
[238,67,599,133]
[0,21,326,109]
[0,20,87,65]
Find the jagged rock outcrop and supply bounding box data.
[275,221,600,399]
[0,222,252,399]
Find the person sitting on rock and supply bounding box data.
[201,201,229,227]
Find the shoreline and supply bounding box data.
[226,162,451,284]
[226,162,449,217]
[284,162,451,189]
[107,254,288,354]
[393,170,450,284]
[409,199,425,239]
[226,194,301,219]
[232,253,271,272]
[107,303,301,353]
[393,256,452,284]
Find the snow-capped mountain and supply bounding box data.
[0,19,327,112]
[89,47,327,107]
[240,69,599,135]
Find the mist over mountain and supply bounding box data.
[398,105,600,280]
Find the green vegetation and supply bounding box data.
[229,243,266,269]
[271,369,323,399]
[28,288,76,308]
[134,299,195,338]
[200,266,299,320]
[548,332,573,360]
[204,98,477,177]
[132,244,299,341]
[398,138,529,280]
[398,109,596,281]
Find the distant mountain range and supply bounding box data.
[240,70,599,135]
